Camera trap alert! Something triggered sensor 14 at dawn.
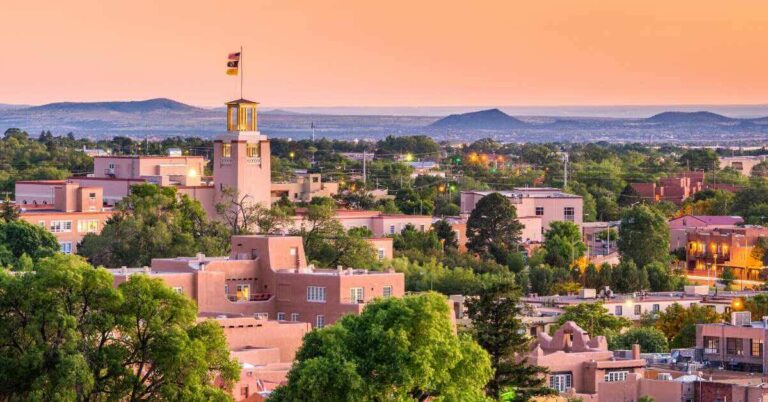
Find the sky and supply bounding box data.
[2,0,768,108]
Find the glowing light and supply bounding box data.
[438,185,446,192]
[289,151,295,159]
[404,153,414,162]
[187,168,198,177]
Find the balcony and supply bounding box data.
[220,157,232,166]
[246,157,261,165]
[227,292,272,302]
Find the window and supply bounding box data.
[535,207,544,216]
[78,219,99,233]
[615,305,623,316]
[704,336,720,354]
[312,177,319,183]
[172,287,183,294]
[254,313,268,320]
[378,248,386,261]
[307,286,326,302]
[277,312,286,321]
[604,371,629,382]
[60,242,72,254]
[221,143,231,158]
[316,315,325,328]
[752,339,763,357]
[38,220,45,228]
[549,373,572,392]
[240,386,249,397]
[564,207,575,222]
[350,287,364,304]
[383,286,393,297]
[246,143,259,158]
[634,305,641,315]
[420,225,425,231]
[727,337,744,356]
[236,284,250,301]
[108,163,115,169]
[289,247,297,256]
[50,220,72,233]
[224,285,229,295]
[652,304,660,313]
[291,313,299,322]
[389,225,395,235]
[89,192,96,199]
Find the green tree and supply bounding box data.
[393,224,441,255]
[433,219,458,252]
[617,204,670,268]
[0,254,239,401]
[466,278,555,401]
[610,327,669,353]
[0,219,59,268]
[466,193,524,261]
[395,188,434,215]
[555,302,631,338]
[655,303,723,348]
[719,267,737,291]
[293,202,376,268]
[679,149,718,171]
[270,292,493,402]
[645,261,679,292]
[0,195,19,221]
[542,221,586,268]
[78,184,229,267]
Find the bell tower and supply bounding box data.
[213,99,272,208]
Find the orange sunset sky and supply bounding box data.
[2,0,767,107]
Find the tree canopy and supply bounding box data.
[617,204,670,268]
[555,302,631,338]
[466,193,523,262]
[0,219,59,268]
[0,254,239,401]
[270,292,493,402]
[78,184,229,267]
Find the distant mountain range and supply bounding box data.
[429,108,527,129]
[645,111,736,124]
[25,98,204,113]
[4,98,768,143]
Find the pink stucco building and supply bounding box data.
[108,234,404,329]
[669,214,744,251]
[18,181,113,254]
[460,188,583,242]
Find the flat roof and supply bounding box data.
[464,187,581,199]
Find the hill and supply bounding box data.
[428,108,528,129]
[645,111,735,124]
[25,98,203,113]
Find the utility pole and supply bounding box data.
[562,152,569,189]
[311,122,315,142]
[362,150,367,185]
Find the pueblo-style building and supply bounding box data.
[15,99,431,253]
[685,226,768,282]
[108,234,404,329]
[459,188,583,244]
[107,234,404,401]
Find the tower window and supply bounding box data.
[221,143,232,158]
[246,143,259,158]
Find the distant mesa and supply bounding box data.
[644,111,735,124]
[428,108,528,129]
[25,98,203,113]
[262,109,303,115]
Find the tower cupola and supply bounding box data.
[226,98,259,132]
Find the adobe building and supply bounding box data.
[270,171,339,203]
[696,311,768,374]
[669,214,744,251]
[460,188,583,242]
[18,181,113,254]
[108,234,404,329]
[685,226,768,282]
[719,155,768,176]
[212,316,311,400]
[526,321,659,401]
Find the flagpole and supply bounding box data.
[240,45,243,99]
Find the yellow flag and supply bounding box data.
[226,68,238,76]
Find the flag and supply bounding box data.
[227,51,241,75]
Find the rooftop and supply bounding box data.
[464,187,581,199]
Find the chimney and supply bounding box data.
[632,344,641,360]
